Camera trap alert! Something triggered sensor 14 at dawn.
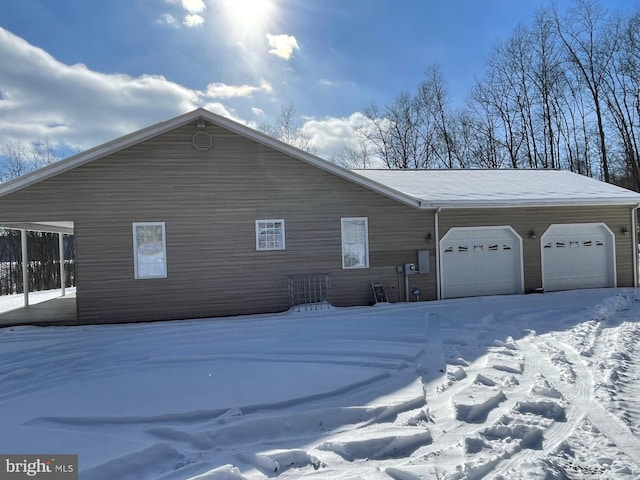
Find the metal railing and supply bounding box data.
[288,274,332,312]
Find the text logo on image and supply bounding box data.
[1,455,77,479]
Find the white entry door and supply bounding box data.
[440,226,524,299]
[541,223,616,292]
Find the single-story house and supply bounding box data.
[0,108,638,324]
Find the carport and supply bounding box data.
[0,221,76,326]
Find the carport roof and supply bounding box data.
[352,169,640,208]
[0,221,73,234]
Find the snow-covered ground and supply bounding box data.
[2,288,640,479]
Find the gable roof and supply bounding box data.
[353,169,640,208]
[1,108,638,210]
[0,108,420,209]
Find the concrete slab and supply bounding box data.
[0,293,78,327]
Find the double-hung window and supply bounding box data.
[256,219,285,251]
[133,222,167,279]
[341,217,369,269]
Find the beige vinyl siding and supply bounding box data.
[438,206,636,292]
[0,120,436,323]
[1,118,633,323]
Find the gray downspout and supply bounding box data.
[633,204,640,287]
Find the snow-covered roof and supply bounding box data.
[352,169,640,208]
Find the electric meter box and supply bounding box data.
[404,263,417,275]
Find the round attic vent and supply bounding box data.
[192,131,213,152]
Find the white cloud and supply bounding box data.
[205,79,272,99]
[162,0,206,28]
[181,0,206,14]
[0,27,258,150]
[0,27,371,168]
[295,113,384,167]
[199,102,237,118]
[318,79,357,88]
[300,113,372,161]
[266,34,299,60]
[159,14,178,26]
[183,14,204,27]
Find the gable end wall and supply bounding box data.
[0,121,436,323]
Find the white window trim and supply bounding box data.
[133,222,167,279]
[341,217,369,269]
[255,219,286,251]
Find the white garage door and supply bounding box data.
[440,226,524,299]
[541,223,616,292]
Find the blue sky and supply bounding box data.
[0,0,638,159]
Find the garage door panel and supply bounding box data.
[441,227,523,299]
[541,223,615,292]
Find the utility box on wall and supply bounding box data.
[404,263,417,275]
[418,249,430,273]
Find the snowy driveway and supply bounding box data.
[1,289,640,479]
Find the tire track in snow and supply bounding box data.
[617,344,640,437]
[414,333,538,477]
[592,319,640,437]
[488,334,591,477]
[518,334,640,467]
[491,295,640,478]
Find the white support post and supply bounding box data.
[59,233,66,297]
[21,229,29,308]
[434,207,442,300]
[632,204,640,287]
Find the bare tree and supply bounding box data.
[463,0,638,185]
[0,140,30,181]
[504,25,541,168]
[30,137,60,169]
[528,8,568,169]
[556,74,594,176]
[333,134,374,169]
[456,109,504,168]
[259,103,317,154]
[600,10,640,190]
[0,137,61,182]
[416,65,460,168]
[554,0,619,182]
[470,70,523,168]
[355,65,460,170]
[359,94,427,169]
